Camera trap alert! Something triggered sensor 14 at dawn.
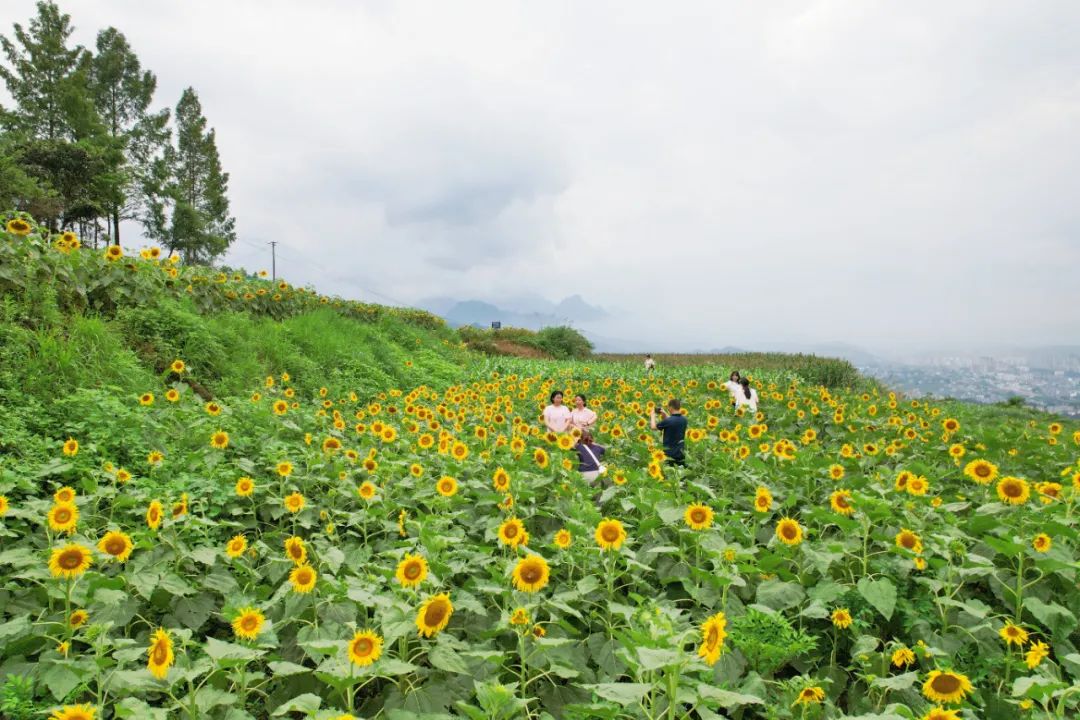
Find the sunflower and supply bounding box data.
[284,492,305,513]
[684,503,714,530]
[272,400,288,415]
[139,392,154,406]
[996,476,1029,505]
[792,686,825,706]
[115,468,131,484]
[1032,533,1052,553]
[697,611,727,665]
[828,464,845,480]
[533,447,549,469]
[289,564,318,593]
[322,437,342,453]
[69,609,88,628]
[921,708,962,720]
[498,517,528,547]
[1036,481,1062,504]
[49,543,93,578]
[232,607,265,641]
[895,529,923,554]
[146,500,163,530]
[595,518,627,551]
[284,536,307,565]
[49,705,96,720]
[512,554,550,592]
[754,486,772,512]
[147,628,174,680]
[492,467,511,492]
[395,553,428,588]
[907,476,929,496]
[276,460,294,477]
[553,529,572,549]
[451,441,469,460]
[348,629,383,666]
[963,459,997,485]
[829,490,854,515]
[999,621,1028,647]
[147,450,163,465]
[226,534,247,559]
[436,476,458,497]
[922,669,973,704]
[171,493,188,518]
[0,495,9,515]
[775,518,803,546]
[894,470,912,492]
[1025,640,1049,669]
[892,646,915,667]
[47,502,79,534]
[235,476,254,497]
[831,607,853,629]
[415,593,454,637]
[5,218,32,235]
[97,531,134,562]
[357,481,376,500]
[510,607,530,626]
[62,438,79,456]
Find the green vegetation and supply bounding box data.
[597,352,862,389]
[460,325,594,360]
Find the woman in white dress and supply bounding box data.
[723,371,742,407]
[542,390,572,433]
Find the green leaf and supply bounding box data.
[756,580,805,610]
[871,672,917,691]
[40,662,83,701]
[696,684,764,708]
[635,646,682,671]
[268,660,310,677]
[204,637,263,663]
[271,693,322,715]
[429,643,471,674]
[857,577,897,620]
[1025,597,1077,638]
[587,683,653,705]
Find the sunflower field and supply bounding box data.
[2,219,1080,720]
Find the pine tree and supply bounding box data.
[149,88,235,262]
[86,26,169,244]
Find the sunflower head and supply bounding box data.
[697,611,727,665]
[97,531,134,563]
[348,629,384,666]
[289,564,318,593]
[232,607,266,641]
[684,503,714,530]
[996,476,1030,505]
[436,476,458,497]
[415,593,454,637]
[775,517,803,546]
[922,669,973,704]
[49,543,93,578]
[595,518,627,551]
[395,553,428,588]
[512,554,551,593]
[553,529,572,549]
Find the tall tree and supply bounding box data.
[86,27,169,244]
[0,1,86,140]
[149,88,235,262]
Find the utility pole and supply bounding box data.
[269,241,278,281]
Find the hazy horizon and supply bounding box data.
[4,0,1079,354]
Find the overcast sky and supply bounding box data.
[5,0,1079,353]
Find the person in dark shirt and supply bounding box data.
[575,430,606,483]
[650,398,687,465]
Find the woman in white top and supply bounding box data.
[570,394,598,431]
[542,390,572,433]
[733,377,758,413]
[723,371,742,406]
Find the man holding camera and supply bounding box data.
[650,398,687,466]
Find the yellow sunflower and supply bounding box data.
[892,646,915,667]
[828,464,845,480]
[283,492,305,513]
[595,518,627,551]
[498,517,528,547]
[792,686,825,706]
[0,495,8,515]
[5,217,32,235]
[684,503,714,530]
[775,517,803,546]
[146,500,163,530]
[138,392,154,406]
[415,593,454,637]
[895,529,923,554]
[97,531,134,563]
[69,609,88,628]
[963,459,997,485]
[829,490,854,515]
[49,543,93,578]
[232,607,265,641]
[47,503,79,534]
[512,554,550,592]
[395,553,428,588]
[272,400,288,415]
[999,621,1028,647]
[357,481,377,500]
[226,534,247,559]
[697,611,727,665]
[235,476,254,497]
[1032,533,1052,553]
[996,476,1030,505]
[348,629,383,666]
[147,628,174,680]
[533,447,549,469]
[754,486,772,512]
[49,705,96,720]
[922,669,973,704]
[492,467,511,492]
[436,476,458,497]
[1025,640,1049,669]
[284,536,307,565]
[289,564,317,593]
[553,529,572,549]
[62,438,79,456]
[831,607,853,629]
[276,460,294,477]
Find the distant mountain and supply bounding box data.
[419,295,609,331]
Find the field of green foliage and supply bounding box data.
[2,217,1080,720]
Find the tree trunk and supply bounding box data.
[112,205,121,245]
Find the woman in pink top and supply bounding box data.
[542,390,572,433]
[570,393,598,431]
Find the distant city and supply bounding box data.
[859,352,1080,419]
